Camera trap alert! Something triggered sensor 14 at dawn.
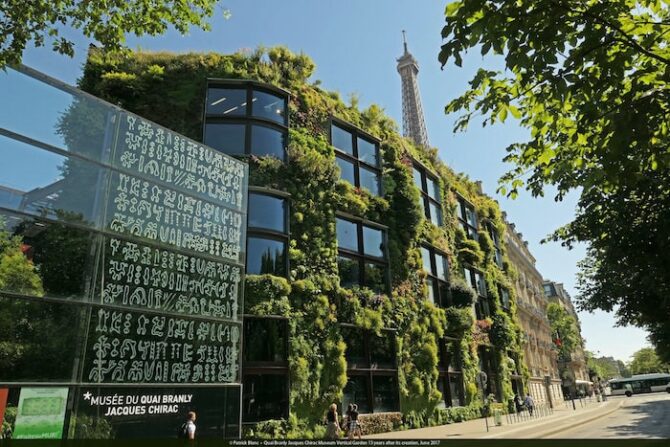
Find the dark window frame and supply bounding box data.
[499,285,511,312]
[204,80,289,161]
[437,338,465,408]
[421,244,451,308]
[246,187,290,278]
[457,195,479,240]
[341,325,399,414]
[486,221,504,268]
[329,117,383,197]
[464,265,490,319]
[336,213,390,293]
[413,162,443,226]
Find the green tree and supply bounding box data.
[628,347,669,374]
[546,302,580,360]
[0,0,229,67]
[585,351,620,380]
[440,0,670,361]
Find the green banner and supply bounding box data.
[13,387,68,439]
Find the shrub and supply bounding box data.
[450,278,477,308]
[358,412,403,435]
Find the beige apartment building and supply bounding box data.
[543,281,592,397]
[504,221,564,407]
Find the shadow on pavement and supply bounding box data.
[605,397,669,438]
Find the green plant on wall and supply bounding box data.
[77,46,529,437]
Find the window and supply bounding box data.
[243,318,288,364]
[464,267,490,319]
[420,245,450,307]
[478,346,500,401]
[336,217,388,293]
[488,223,503,268]
[499,287,511,311]
[413,164,443,226]
[204,82,288,160]
[330,120,381,196]
[457,197,478,240]
[341,327,399,414]
[242,374,288,422]
[246,191,289,278]
[437,339,465,408]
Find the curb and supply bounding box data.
[536,400,625,438]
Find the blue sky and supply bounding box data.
[18,0,649,361]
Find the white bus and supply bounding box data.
[609,373,670,397]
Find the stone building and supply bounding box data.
[503,222,564,407]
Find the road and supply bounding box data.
[547,393,670,438]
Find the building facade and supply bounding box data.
[543,281,591,396]
[503,223,563,407]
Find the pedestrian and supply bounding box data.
[343,404,354,437]
[348,404,362,440]
[523,393,535,416]
[178,411,197,440]
[325,403,341,440]
[513,394,523,413]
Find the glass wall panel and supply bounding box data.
[357,137,378,166]
[437,378,448,409]
[337,255,360,288]
[372,376,399,412]
[331,125,353,155]
[248,193,286,233]
[0,296,86,382]
[336,156,356,185]
[363,262,386,293]
[0,68,114,162]
[370,335,395,368]
[0,211,96,300]
[247,237,287,276]
[435,253,448,281]
[206,88,247,116]
[250,125,285,160]
[427,177,440,201]
[242,374,288,422]
[421,247,432,274]
[204,123,246,155]
[359,167,380,196]
[449,374,463,406]
[342,375,370,414]
[341,328,367,367]
[244,318,287,363]
[336,218,359,252]
[362,226,383,258]
[429,202,443,226]
[252,90,286,125]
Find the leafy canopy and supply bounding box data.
[440,0,670,360]
[628,347,669,375]
[546,302,580,360]
[0,0,229,67]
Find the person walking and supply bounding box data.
[325,403,341,440]
[523,393,535,416]
[348,404,362,440]
[513,394,523,413]
[178,411,197,440]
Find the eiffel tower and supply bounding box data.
[397,31,430,148]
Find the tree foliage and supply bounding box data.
[440,0,670,361]
[0,0,228,67]
[546,302,580,359]
[628,347,670,374]
[585,351,621,380]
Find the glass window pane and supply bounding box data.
[338,255,360,288]
[463,267,473,288]
[427,177,440,201]
[372,376,399,413]
[449,374,463,407]
[357,137,378,166]
[244,318,287,363]
[495,248,504,268]
[0,296,85,381]
[362,226,384,258]
[370,334,395,367]
[501,289,511,309]
[247,237,287,276]
[426,277,436,304]
[343,375,370,414]
[0,136,104,226]
[429,202,443,226]
[207,88,247,116]
[421,247,433,274]
[475,272,487,297]
[250,125,286,160]
[465,206,477,228]
[336,156,356,186]
[439,281,450,307]
[359,167,381,196]
[331,125,353,155]
[243,374,288,422]
[0,211,94,300]
[336,218,359,252]
[248,193,286,233]
[204,123,246,155]
[364,262,386,293]
[437,377,448,409]
[252,90,286,124]
[413,167,423,191]
[435,253,448,281]
[341,327,368,367]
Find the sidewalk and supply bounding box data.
[365,398,624,439]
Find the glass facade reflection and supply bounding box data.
[330,120,382,196]
[336,217,388,292]
[0,67,247,439]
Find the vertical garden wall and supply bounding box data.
[78,47,528,437]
